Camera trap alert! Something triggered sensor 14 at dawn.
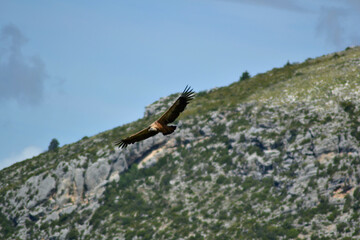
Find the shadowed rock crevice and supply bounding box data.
[126,141,166,166]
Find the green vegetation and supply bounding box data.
[48,138,60,151]
[239,70,251,81]
[340,100,360,141]
[66,228,79,240]
[0,209,15,238]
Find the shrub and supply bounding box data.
[239,71,251,81]
[336,222,347,233]
[48,138,59,151]
[66,228,79,240]
[340,101,356,115]
[354,187,360,200]
[216,175,230,185]
[0,210,16,238]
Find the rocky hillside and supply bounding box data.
[1,47,360,240]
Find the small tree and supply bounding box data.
[239,71,250,81]
[66,227,79,240]
[48,138,59,151]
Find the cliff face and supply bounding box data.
[1,47,360,240]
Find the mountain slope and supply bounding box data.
[1,46,360,239]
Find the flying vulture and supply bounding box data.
[115,86,195,148]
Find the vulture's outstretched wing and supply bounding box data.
[115,127,158,149]
[157,85,195,124]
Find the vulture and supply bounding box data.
[115,86,195,148]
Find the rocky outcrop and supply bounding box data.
[144,94,178,118]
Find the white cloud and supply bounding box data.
[0,146,43,170]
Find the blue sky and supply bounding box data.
[0,0,359,169]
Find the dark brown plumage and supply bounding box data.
[115,86,195,149]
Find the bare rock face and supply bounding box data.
[111,154,128,173]
[55,165,84,207]
[85,159,111,192]
[15,174,56,210]
[0,142,133,239]
[143,94,178,118]
[37,175,57,202]
[74,168,85,201]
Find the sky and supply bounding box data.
[0,0,359,170]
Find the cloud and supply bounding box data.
[222,0,360,47]
[0,146,43,170]
[316,7,346,47]
[316,2,360,47]
[0,23,47,106]
[344,0,360,10]
[223,0,307,12]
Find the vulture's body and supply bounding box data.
[115,86,195,148]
